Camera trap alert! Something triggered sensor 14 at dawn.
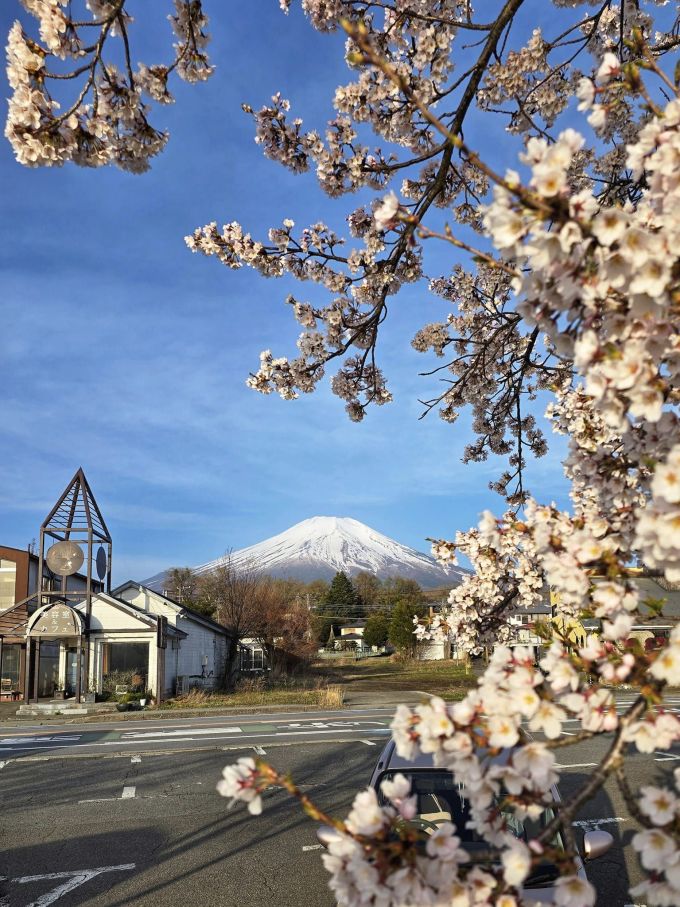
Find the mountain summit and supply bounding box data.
[144,516,466,590]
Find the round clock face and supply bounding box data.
[46,540,84,577]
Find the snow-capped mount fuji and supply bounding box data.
[144,516,467,590]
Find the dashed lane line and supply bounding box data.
[302,844,324,852]
[121,726,242,739]
[555,762,598,769]
[253,746,266,755]
[360,739,377,746]
[572,817,626,828]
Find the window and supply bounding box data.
[241,647,264,671]
[102,642,149,675]
[0,559,17,610]
[1,644,21,686]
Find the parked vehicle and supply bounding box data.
[319,739,613,901]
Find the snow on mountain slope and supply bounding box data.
[143,516,467,590]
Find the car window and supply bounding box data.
[378,771,561,849]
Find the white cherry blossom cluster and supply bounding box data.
[636,445,680,583]
[11,3,680,902]
[5,1,213,170]
[630,771,680,906]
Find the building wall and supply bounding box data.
[118,586,227,693]
[174,621,226,688]
[120,587,180,624]
[0,546,30,613]
[85,598,154,632]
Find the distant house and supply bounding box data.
[507,599,553,650]
[240,638,267,672]
[550,575,680,653]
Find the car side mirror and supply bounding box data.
[583,829,614,860]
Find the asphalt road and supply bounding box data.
[0,739,371,907]
[0,708,394,758]
[1,696,678,906]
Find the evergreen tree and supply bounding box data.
[388,599,426,655]
[363,612,390,650]
[319,571,361,621]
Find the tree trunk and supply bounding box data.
[224,636,240,691]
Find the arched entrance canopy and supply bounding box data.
[28,602,84,638]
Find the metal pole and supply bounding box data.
[75,640,82,702]
[23,639,32,702]
[32,639,40,701]
[38,527,45,607]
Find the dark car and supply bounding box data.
[319,738,613,904]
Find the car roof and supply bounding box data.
[378,739,514,773]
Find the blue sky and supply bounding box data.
[0,2,573,583]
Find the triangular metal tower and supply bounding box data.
[38,467,112,610]
[42,467,112,548]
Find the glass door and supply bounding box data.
[66,646,79,697]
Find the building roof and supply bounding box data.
[73,592,187,638]
[508,601,552,617]
[592,576,680,624]
[112,581,231,637]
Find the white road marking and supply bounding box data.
[1,726,393,754]
[121,727,242,739]
[556,762,598,769]
[253,746,266,755]
[572,817,626,828]
[0,735,80,745]
[79,786,136,804]
[654,753,680,762]
[131,755,141,764]
[0,761,6,770]
[279,721,385,729]
[302,844,324,852]
[12,863,135,906]
[360,739,377,746]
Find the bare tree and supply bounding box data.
[197,555,271,687]
[164,567,199,607]
[251,580,316,675]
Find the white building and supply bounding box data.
[113,582,230,697]
[9,585,230,704]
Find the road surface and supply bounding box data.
[1,697,678,905]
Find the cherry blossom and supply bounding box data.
[9,3,680,904]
